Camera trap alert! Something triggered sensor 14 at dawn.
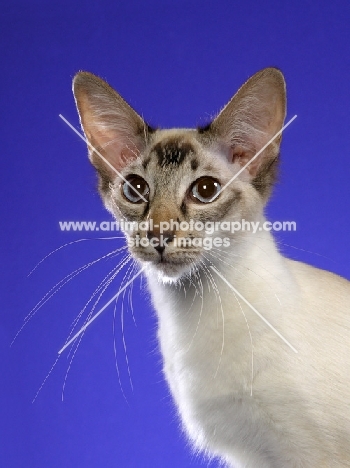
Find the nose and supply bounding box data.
[147,230,175,255]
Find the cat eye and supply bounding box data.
[191,177,221,203]
[122,175,149,203]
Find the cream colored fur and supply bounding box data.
[73,68,350,467]
[146,227,350,467]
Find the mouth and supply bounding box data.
[135,251,200,281]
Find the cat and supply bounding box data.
[73,68,350,467]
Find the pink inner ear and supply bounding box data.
[119,144,139,169]
[97,139,140,174]
[231,147,260,176]
[89,127,141,174]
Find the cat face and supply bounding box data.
[73,68,286,281]
[107,128,252,280]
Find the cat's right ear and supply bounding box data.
[73,72,151,186]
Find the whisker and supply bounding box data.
[31,252,130,402]
[58,266,146,355]
[184,266,205,353]
[61,256,132,400]
[226,233,338,269]
[203,255,255,396]
[208,246,283,306]
[28,236,125,276]
[32,245,127,321]
[109,259,136,404]
[111,262,140,404]
[69,266,122,336]
[65,255,132,353]
[112,297,129,404]
[32,356,61,403]
[66,254,132,358]
[200,260,225,378]
[119,261,138,392]
[12,246,127,346]
[210,265,298,354]
[274,240,338,265]
[206,248,269,301]
[127,276,137,326]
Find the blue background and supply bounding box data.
[1,1,350,467]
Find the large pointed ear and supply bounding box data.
[210,68,286,197]
[73,72,152,190]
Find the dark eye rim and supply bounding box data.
[121,174,150,204]
[189,176,221,204]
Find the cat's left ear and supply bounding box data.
[73,72,151,188]
[209,68,286,197]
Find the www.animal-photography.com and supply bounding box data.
[2,1,350,467]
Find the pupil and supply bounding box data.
[199,179,216,198]
[131,178,144,195]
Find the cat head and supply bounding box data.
[73,68,286,282]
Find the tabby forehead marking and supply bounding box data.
[142,157,151,169]
[152,139,194,167]
[191,159,199,170]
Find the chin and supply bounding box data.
[147,259,199,284]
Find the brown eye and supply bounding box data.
[122,175,149,203]
[191,177,221,203]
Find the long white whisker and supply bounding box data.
[26,246,127,325]
[200,261,225,378]
[210,235,290,293]
[61,256,132,400]
[112,260,136,403]
[28,236,125,276]
[65,256,132,369]
[184,266,204,353]
[208,247,282,306]
[204,256,254,396]
[127,270,137,327]
[68,254,130,335]
[32,356,60,403]
[58,266,146,354]
[119,261,138,392]
[31,253,130,402]
[11,246,128,346]
[64,254,132,359]
[274,240,338,265]
[210,265,298,354]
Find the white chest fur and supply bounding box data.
[146,230,350,467]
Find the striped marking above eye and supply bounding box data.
[142,157,151,169]
[191,159,198,170]
[153,139,194,167]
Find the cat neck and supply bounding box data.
[145,225,300,404]
[145,226,296,329]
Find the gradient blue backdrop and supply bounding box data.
[2,1,350,467]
